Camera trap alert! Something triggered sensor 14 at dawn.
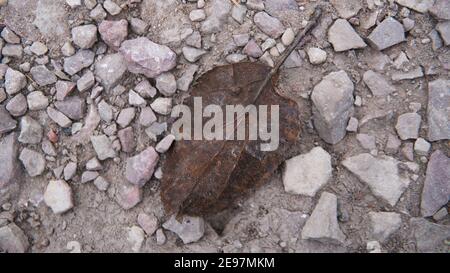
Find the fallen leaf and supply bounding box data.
[161,62,301,217]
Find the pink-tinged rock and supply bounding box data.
[43,180,74,214]
[116,182,142,210]
[125,147,159,187]
[137,213,158,235]
[118,127,136,153]
[99,19,128,50]
[243,39,263,58]
[119,37,177,78]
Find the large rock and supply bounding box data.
[430,0,450,20]
[0,106,17,134]
[342,153,410,206]
[367,17,405,50]
[420,150,450,217]
[163,215,205,244]
[368,212,402,242]
[395,0,435,13]
[427,79,450,141]
[311,70,354,144]
[283,147,332,197]
[0,224,29,253]
[328,19,366,52]
[410,218,450,253]
[200,0,232,34]
[94,53,127,91]
[119,37,177,78]
[125,147,159,187]
[301,192,346,244]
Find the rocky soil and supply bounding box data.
[0,0,449,253]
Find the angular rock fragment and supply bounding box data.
[368,212,402,242]
[421,150,450,217]
[427,79,450,141]
[253,11,285,39]
[116,182,142,210]
[410,218,450,253]
[363,70,396,96]
[6,94,27,117]
[395,113,421,140]
[0,133,21,190]
[137,213,158,236]
[311,70,354,144]
[94,53,127,90]
[30,65,57,86]
[19,148,46,177]
[55,96,86,121]
[44,180,74,214]
[47,107,72,128]
[71,24,98,49]
[430,0,450,20]
[117,107,136,128]
[155,135,175,153]
[330,0,362,19]
[156,73,177,96]
[283,147,332,197]
[118,127,136,153]
[342,153,410,206]
[163,215,205,244]
[98,19,128,50]
[200,0,232,34]
[395,0,435,13]
[125,147,159,187]
[18,116,43,144]
[64,50,95,76]
[90,135,116,161]
[328,19,366,52]
[27,91,49,111]
[5,68,26,95]
[301,192,346,244]
[367,17,405,50]
[0,107,17,134]
[119,37,177,78]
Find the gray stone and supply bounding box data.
[283,147,332,197]
[177,64,198,92]
[328,19,366,52]
[94,176,109,191]
[155,134,175,153]
[90,135,116,160]
[156,73,177,96]
[233,33,250,47]
[150,98,172,115]
[86,157,102,171]
[138,107,157,127]
[47,107,72,128]
[0,107,17,134]
[2,44,23,58]
[414,138,431,155]
[119,37,177,78]
[0,133,21,191]
[71,24,98,49]
[395,0,435,13]
[253,12,285,39]
[231,4,247,24]
[63,162,77,181]
[182,46,207,63]
[6,93,27,117]
[156,229,166,245]
[30,65,57,86]
[116,182,142,210]
[64,50,95,76]
[127,226,145,253]
[55,96,86,121]
[225,53,247,64]
[27,91,49,111]
[128,90,146,107]
[19,148,46,177]
[421,150,450,217]
[135,79,157,99]
[395,112,421,140]
[77,70,95,92]
[125,147,159,187]
[367,17,405,50]
[1,27,20,44]
[103,0,121,15]
[117,107,136,128]
[243,40,263,58]
[410,218,450,253]
[430,0,450,20]
[98,19,128,50]
[18,116,43,144]
[98,100,113,123]
[30,41,48,56]
[200,0,232,34]
[437,22,450,46]
[368,212,402,242]
[311,70,354,144]
[342,153,410,206]
[427,79,450,141]
[363,70,396,96]
[81,171,99,183]
[163,215,205,244]
[61,41,75,57]
[89,4,107,21]
[130,18,148,35]
[94,53,127,90]
[5,68,26,95]
[307,47,327,65]
[301,192,346,244]
[137,213,158,235]
[190,9,206,22]
[356,134,376,150]
[118,127,136,153]
[0,224,29,253]
[330,0,362,19]
[44,180,74,214]
[56,81,76,101]
[386,134,401,154]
